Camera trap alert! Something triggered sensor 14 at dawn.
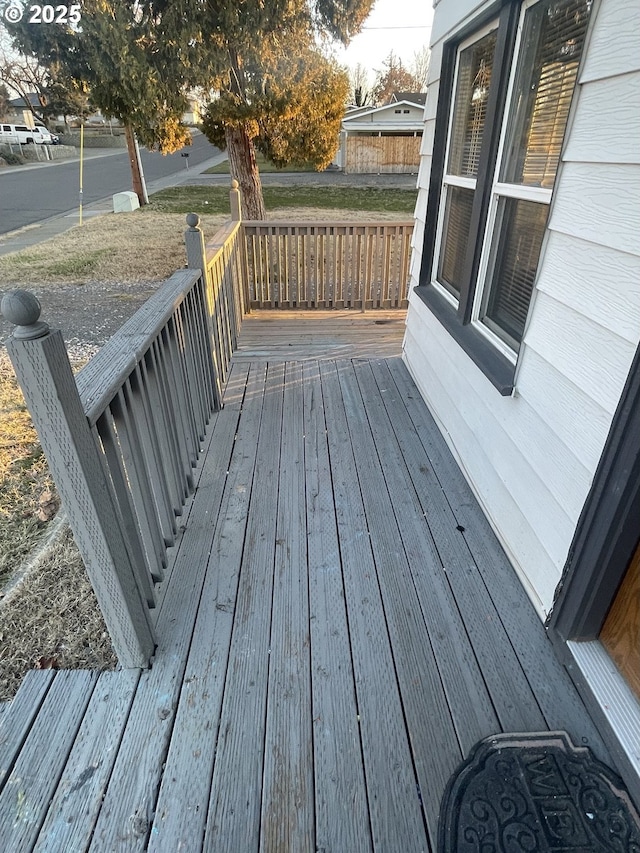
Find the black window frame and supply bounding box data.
[416,0,548,395]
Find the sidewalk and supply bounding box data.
[0,151,228,257]
[0,157,417,257]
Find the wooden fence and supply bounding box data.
[242,221,414,309]
[2,218,244,668]
[345,135,421,174]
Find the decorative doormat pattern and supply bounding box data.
[439,731,640,852]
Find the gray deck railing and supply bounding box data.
[2,182,413,667]
[2,214,245,667]
[242,220,413,309]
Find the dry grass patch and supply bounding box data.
[0,353,59,590]
[0,211,227,287]
[0,206,411,290]
[0,525,116,702]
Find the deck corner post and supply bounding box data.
[1,290,156,668]
[185,212,207,274]
[229,179,242,222]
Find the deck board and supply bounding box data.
[321,360,431,852]
[89,363,249,852]
[34,670,140,853]
[233,309,406,362]
[384,358,611,762]
[354,361,500,753]
[204,362,284,850]
[260,361,314,852]
[0,670,97,851]
[0,348,613,851]
[303,361,371,853]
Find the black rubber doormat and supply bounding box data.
[439,732,640,852]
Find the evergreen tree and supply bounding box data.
[6,1,191,201]
[201,43,349,218]
[6,0,374,215]
[189,0,373,219]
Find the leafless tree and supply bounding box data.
[411,46,431,92]
[350,63,372,107]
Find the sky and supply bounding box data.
[332,0,434,76]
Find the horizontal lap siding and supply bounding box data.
[403,0,640,615]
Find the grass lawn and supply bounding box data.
[0,356,58,590]
[146,184,418,216]
[204,152,317,174]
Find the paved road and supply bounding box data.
[0,132,221,235]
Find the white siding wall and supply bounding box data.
[403,0,640,617]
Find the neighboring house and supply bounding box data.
[403,0,640,800]
[335,99,426,174]
[183,98,203,126]
[6,93,42,126]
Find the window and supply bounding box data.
[420,0,591,391]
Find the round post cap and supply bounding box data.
[1,290,50,340]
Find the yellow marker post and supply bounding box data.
[79,123,84,225]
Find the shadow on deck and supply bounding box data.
[0,330,609,850]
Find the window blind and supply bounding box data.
[448,32,497,178]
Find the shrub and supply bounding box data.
[0,151,26,166]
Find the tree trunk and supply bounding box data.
[124,124,148,206]
[225,125,266,220]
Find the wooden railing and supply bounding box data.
[242,221,413,309]
[2,216,245,668]
[2,183,414,667]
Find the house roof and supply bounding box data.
[8,93,42,108]
[343,100,425,122]
[342,100,425,133]
[391,92,427,105]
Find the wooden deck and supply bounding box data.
[233,309,407,362]
[0,350,610,851]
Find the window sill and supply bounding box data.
[415,284,515,395]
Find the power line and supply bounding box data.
[360,25,432,30]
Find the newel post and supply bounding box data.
[229,178,242,222]
[1,290,156,668]
[184,211,208,273]
[228,180,251,311]
[183,214,224,407]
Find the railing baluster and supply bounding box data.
[125,373,176,548]
[240,221,413,309]
[1,292,156,667]
[2,208,247,668]
[96,410,157,604]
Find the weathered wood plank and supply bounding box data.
[204,363,285,851]
[34,670,140,852]
[319,360,429,853]
[386,357,612,763]
[88,364,249,852]
[0,670,55,793]
[372,359,547,733]
[149,363,267,849]
[233,310,406,362]
[0,670,97,851]
[260,362,314,852]
[338,360,462,844]
[302,361,371,853]
[353,360,500,752]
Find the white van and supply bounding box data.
[0,123,53,144]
